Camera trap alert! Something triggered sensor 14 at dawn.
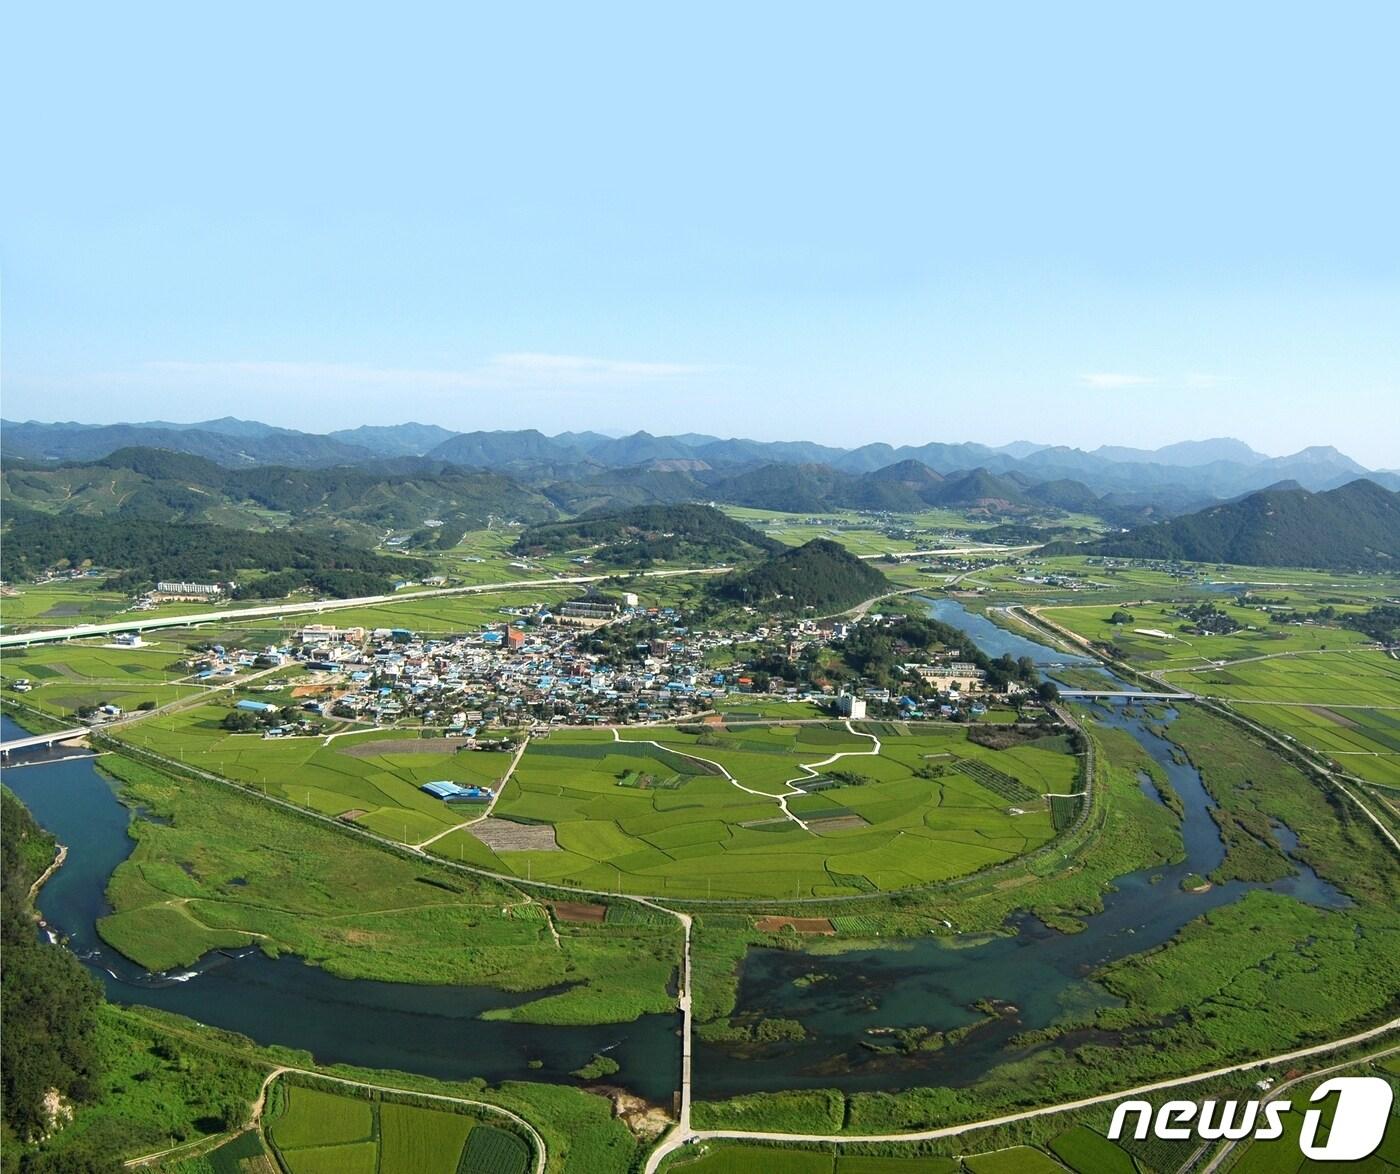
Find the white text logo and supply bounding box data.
[1107,1078,1393,1161]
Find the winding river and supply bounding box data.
[2,597,1347,1105]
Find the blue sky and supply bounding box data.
[4,2,1398,465]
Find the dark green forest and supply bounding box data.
[1061,479,1399,569]
[1,790,105,1161]
[713,538,890,612]
[0,509,420,597]
[514,503,782,566]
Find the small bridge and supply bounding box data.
[0,728,90,757]
[1058,690,1194,701]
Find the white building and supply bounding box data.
[835,693,867,720]
[156,580,222,596]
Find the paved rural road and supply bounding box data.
[0,566,732,648]
[641,1018,1400,1172]
[413,736,530,849]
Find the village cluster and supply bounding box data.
[255,594,1022,735]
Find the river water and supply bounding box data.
[2,597,1347,1104]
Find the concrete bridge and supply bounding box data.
[0,728,89,757]
[1058,690,1194,701]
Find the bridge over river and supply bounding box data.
[0,727,90,757]
[1057,690,1194,700]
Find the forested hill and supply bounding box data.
[2,788,104,1147]
[513,503,783,567]
[1060,479,1400,568]
[713,538,891,612]
[0,446,556,548]
[0,509,421,597]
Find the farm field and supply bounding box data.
[112,696,1074,900]
[717,507,996,555]
[210,585,578,639]
[429,524,576,583]
[114,701,512,842]
[0,579,131,630]
[961,1148,1066,1174]
[266,1081,530,1174]
[0,637,212,717]
[1045,1126,1135,1174]
[482,722,1073,899]
[1163,650,1400,785]
[715,698,830,720]
[1035,600,1375,667]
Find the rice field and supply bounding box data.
[1164,650,1400,785]
[115,704,512,839]
[266,1082,529,1174]
[481,723,1072,899]
[109,699,1075,899]
[0,638,210,717]
[1037,601,1374,667]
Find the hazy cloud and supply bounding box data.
[1079,372,1155,389]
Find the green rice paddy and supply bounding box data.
[1038,600,1373,668]
[110,698,1074,900]
[483,723,1072,899]
[267,1081,529,1174]
[1163,650,1400,785]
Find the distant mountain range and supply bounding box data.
[4,419,1393,510]
[3,432,1394,579]
[1058,479,1400,569]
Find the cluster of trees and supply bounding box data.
[577,617,667,665]
[1262,603,1399,646]
[713,539,890,612]
[1344,604,1400,644]
[1,790,104,1151]
[0,510,419,598]
[220,704,302,732]
[1173,601,1242,635]
[838,615,1044,692]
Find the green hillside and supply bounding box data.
[0,509,421,596]
[1068,478,1399,568]
[514,503,782,566]
[712,537,891,611]
[0,447,557,546]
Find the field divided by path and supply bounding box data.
[266,1079,532,1174]
[475,723,1074,899]
[1166,650,1400,785]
